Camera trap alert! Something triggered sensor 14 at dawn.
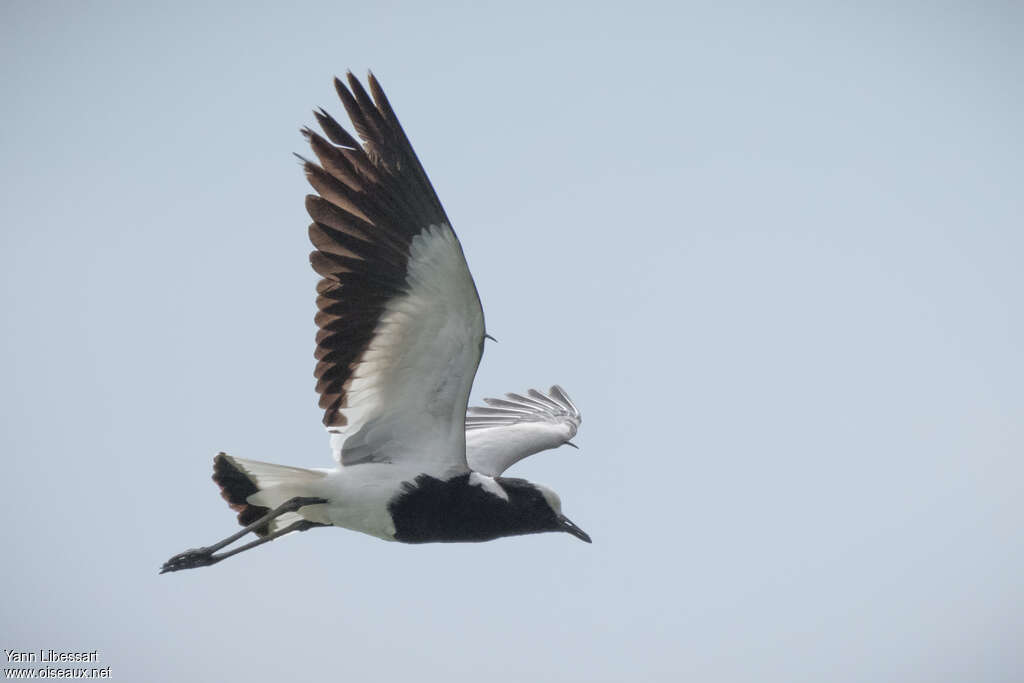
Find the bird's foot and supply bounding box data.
[160,547,219,574]
[284,496,328,512]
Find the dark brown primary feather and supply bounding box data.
[302,72,451,427]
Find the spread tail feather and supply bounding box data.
[212,453,329,536]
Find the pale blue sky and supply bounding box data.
[2,2,1022,681]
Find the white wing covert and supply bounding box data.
[465,386,582,477]
[303,73,485,478]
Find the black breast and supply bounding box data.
[389,474,558,544]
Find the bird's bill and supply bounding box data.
[560,515,592,543]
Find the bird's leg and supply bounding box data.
[160,496,327,573]
[195,519,323,566]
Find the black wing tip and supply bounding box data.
[346,72,372,100]
[334,75,355,102]
[345,69,376,88]
[304,69,453,428]
[312,108,334,128]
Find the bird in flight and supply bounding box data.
[161,73,589,573]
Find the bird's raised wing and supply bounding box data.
[465,386,582,476]
[301,73,485,477]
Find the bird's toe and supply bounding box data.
[160,547,215,574]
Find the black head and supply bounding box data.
[498,477,592,543]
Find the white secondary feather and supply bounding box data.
[465,385,582,476]
[328,224,485,478]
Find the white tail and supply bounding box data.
[212,453,330,534]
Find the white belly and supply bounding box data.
[312,464,420,541]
